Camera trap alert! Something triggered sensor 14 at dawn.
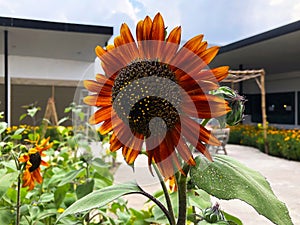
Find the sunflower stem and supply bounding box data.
[11,150,21,225]
[134,187,174,225]
[176,164,190,225]
[16,172,21,225]
[153,164,176,225]
[201,118,211,127]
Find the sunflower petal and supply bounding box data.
[18,154,30,163]
[182,34,204,53]
[138,16,153,58]
[83,80,112,94]
[170,126,196,166]
[142,16,153,40]
[98,119,112,135]
[110,133,124,152]
[181,115,220,145]
[95,46,125,74]
[84,95,111,107]
[122,133,143,164]
[89,106,112,125]
[153,139,176,179]
[201,66,229,82]
[32,169,42,184]
[95,73,114,86]
[120,23,139,59]
[163,26,181,62]
[179,78,219,94]
[180,122,213,161]
[150,13,165,41]
[182,94,230,118]
[199,46,220,65]
[41,160,49,167]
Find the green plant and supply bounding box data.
[229,124,300,161]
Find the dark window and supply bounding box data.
[298,92,300,125]
[266,92,294,124]
[244,94,261,122]
[245,92,295,124]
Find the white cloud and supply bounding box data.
[269,0,284,6]
[0,0,299,45]
[291,2,300,21]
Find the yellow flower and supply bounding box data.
[18,137,53,190]
[57,208,65,213]
[284,136,290,141]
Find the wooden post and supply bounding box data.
[40,86,58,138]
[260,70,268,154]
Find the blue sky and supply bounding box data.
[0,0,299,45]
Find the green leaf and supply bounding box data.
[54,184,70,208]
[20,204,30,216]
[63,192,77,208]
[0,172,18,199]
[13,128,25,136]
[0,168,7,177]
[0,209,13,224]
[56,182,142,223]
[90,157,110,168]
[28,133,39,141]
[190,155,293,225]
[10,134,22,140]
[222,211,243,225]
[0,122,8,134]
[78,112,85,121]
[37,208,58,220]
[19,113,27,121]
[27,107,40,118]
[58,117,69,125]
[58,169,84,186]
[0,160,17,172]
[76,178,94,199]
[151,191,178,221]
[188,189,211,210]
[64,106,72,113]
[39,193,54,203]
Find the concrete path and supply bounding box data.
[113,144,300,225]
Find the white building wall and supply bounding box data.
[243,71,300,94]
[0,55,96,82]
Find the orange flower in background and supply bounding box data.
[84,13,230,179]
[18,137,53,190]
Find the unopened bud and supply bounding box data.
[212,86,245,127]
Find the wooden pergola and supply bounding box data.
[221,69,268,153]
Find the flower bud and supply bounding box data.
[212,86,246,127]
[203,203,225,223]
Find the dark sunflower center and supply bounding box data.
[29,152,41,172]
[112,60,181,137]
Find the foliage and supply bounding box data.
[0,105,132,225]
[228,124,300,161]
[0,104,294,225]
[190,155,292,225]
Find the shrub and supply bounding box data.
[228,125,300,161]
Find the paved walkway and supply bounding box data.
[113,144,300,225]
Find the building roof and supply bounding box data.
[0,16,113,62]
[211,20,300,74]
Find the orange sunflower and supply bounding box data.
[19,137,53,190]
[84,13,230,179]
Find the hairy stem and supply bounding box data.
[11,151,21,225]
[153,164,176,225]
[134,186,174,225]
[16,174,21,225]
[176,164,190,225]
[201,118,210,127]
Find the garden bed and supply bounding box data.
[228,124,300,161]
